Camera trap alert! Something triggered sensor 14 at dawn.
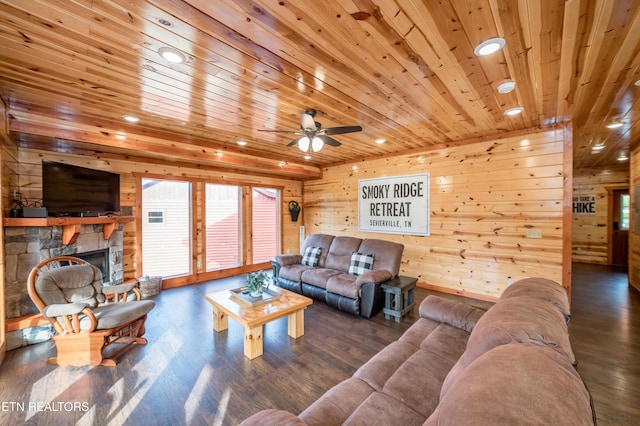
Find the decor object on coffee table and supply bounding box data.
[27,256,155,366]
[246,270,269,297]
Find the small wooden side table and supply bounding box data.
[381,276,417,322]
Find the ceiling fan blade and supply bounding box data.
[300,112,317,131]
[258,129,299,134]
[324,125,363,135]
[319,135,342,147]
[286,136,305,147]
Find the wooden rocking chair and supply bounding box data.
[27,256,155,366]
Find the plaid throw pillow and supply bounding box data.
[349,252,374,276]
[301,246,322,267]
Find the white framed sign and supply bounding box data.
[358,173,430,236]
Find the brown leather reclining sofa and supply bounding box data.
[272,234,404,318]
[241,278,596,425]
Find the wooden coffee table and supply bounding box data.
[204,287,313,359]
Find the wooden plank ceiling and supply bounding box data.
[1,0,639,179]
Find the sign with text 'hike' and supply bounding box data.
[358,173,430,236]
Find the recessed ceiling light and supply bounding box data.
[158,47,186,64]
[303,154,312,160]
[635,79,640,87]
[236,140,247,146]
[375,138,386,144]
[605,121,623,129]
[618,153,629,161]
[504,106,524,116]
[123,114,140,123]
[474,37,505,56]
[497,80,516,94]
[591,144,605,151]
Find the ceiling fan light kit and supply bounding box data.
[260,109,362,153]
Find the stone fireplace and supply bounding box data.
[3,223,125,319]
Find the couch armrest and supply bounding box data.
[240,409,307,426]
[43,302,90,317]
[419,295,486,333]
[275,254,302,266]
[355,270,393,286]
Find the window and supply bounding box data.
[252,187,280,263]
[205,184,241,271]
[621,194,630,230]
[147,211,164,224]
[141,179,191,277]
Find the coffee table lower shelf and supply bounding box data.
[204,287,313,359]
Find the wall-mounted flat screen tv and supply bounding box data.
[42,160,120,216]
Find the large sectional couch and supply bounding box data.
[272,234,404,318]
[241,277,596,425]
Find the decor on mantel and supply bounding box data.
[288,201,301,222]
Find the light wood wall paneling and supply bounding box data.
[572,169,629,265]
[303,128,569,300]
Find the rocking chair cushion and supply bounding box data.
[35,264,104,308]
[81,300,156,330]
[43,302,90,317]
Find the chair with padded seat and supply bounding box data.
[27,255,155,366]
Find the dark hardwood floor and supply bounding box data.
[0,264,637,425]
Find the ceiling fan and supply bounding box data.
[259,109,363,152]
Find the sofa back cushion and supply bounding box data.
[463,297,576,368]
[301,234,335,267]
[500,277,571,321]
[324,236,363,272]
[358,238,404,276]
[426,343,595,426]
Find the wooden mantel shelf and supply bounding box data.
[3,216,134,244]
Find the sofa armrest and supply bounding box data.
[240,409,307,426]
[419,295,486,333]
[355,270,393,286]
[275,254,302,266]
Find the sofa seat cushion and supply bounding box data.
[81,300,155,330]
[301,268,342,289]
[279,264,314,282]
[326,273,359,299]
[299,378,374,426]
[344,392,425,426]
[425,343,595,426]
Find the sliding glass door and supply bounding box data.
[205,183,241,271]
[141,178,192,277]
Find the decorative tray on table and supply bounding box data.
[229,286,282,307]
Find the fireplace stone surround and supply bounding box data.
[3,223,126,349]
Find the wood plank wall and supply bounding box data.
[631,146,640,294]
[572,170,629,264]
[12,149,303,282]
[303,128,571,300]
